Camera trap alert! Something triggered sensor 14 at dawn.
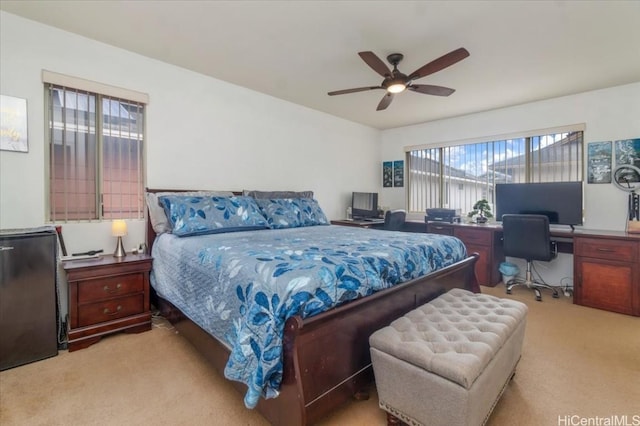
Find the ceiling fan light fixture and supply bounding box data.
[387,83,406,94]
[328,48,469,110]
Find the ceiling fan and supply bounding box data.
[328,47,470,111]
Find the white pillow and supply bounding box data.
[146,190,234,234]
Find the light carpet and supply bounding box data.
[1,284,638,425]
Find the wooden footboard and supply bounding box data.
[155,254,479,425]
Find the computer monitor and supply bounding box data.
[351,192,379,220]
[495,182,583,226]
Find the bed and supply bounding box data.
[145,189,479,425]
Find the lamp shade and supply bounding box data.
[111,220,127,237]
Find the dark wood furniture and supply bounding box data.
[427,222,504,287]
[332,218,428,233]
[146,189,479,426]
[330,218,385,229]
[64,253,152,351]
[425,221,640,316]
[574,233,639,316]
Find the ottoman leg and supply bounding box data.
[387,412,405,426]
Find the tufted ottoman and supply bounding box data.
[369,288,527,426]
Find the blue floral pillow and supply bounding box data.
[296,198,329,226]
[255,198,329,229]
[158,195,269,237]
[255,198,303,229]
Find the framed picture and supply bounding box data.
[0,95,29,153]
[615,138,640,168]
[393,160,404,187]
[382,161,393,187]
[587,141,612,184]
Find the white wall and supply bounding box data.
[379,82,640,230]
[3,11,639,288]
[379,83,640,230]
[0,12,380,253]
[379,82,640,286]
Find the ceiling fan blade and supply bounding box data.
[408,47,470,81]
[327,86,382,96]
[377,93,394,111]
[408,84,456,96]
[358,51,392,78]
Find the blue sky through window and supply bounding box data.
[446,134,568,177]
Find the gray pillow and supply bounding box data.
[243,190,314,199]
[146,190,234,234]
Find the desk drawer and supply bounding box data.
[575,237,636,262]
[454,228,492,246]
[427,224,454,236]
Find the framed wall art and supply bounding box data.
[615,138,640,168]
[393,160,404,187]
[383,161,393,187]
[587,141,612,184]
[0,95,29,153]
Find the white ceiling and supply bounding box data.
[2,1,640,130]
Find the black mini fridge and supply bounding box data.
[0,228,58,370]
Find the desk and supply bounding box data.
[331,219,385,229]
[424,221,640,316]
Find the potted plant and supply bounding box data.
[467,199,493,224]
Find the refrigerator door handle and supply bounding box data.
[0,246,15,251]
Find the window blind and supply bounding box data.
[407,129,584,216]
[46,83,146,222]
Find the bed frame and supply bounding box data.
[146,188,479,425]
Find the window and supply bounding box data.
[407,129,583,215]
[46,84,146,221]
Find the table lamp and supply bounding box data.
[112,220,127,258]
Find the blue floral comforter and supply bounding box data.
[150,225,466,408]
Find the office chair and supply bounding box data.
[384,210,406,231]
[502,214,559,301]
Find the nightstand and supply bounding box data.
[64,253,153,351]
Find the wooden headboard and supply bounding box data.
[145,188,242,253]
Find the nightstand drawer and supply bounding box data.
[78,294,145,327]
[78,273,143,303]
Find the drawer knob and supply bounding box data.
[596,248,615,253]
[103,305,122,315]
[103,283,122,293]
